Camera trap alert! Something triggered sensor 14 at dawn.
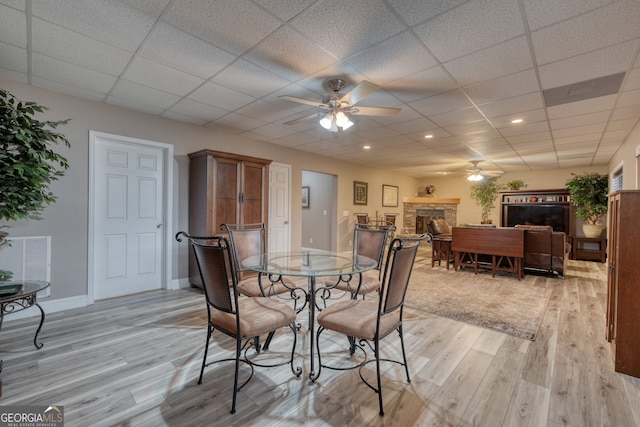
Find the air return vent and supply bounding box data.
[543,72,625,107]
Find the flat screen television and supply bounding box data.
[504,204,569,233]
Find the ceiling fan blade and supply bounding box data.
[283,113,320,126]
[339,80,379,106]
[279,95,327,108]
[349,106,401,116]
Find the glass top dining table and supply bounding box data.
[242,250,377,380]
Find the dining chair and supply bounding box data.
[175,232,302,414]
[221,223,305,312]
[313,233,427,416]
[324,223,395,299]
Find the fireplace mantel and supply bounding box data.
[403,197,460,204]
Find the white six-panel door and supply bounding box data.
[268,163,291,254]
[90,132,170,300]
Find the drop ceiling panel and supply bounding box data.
[31,76,105,101]
[0,42,27,73]
[480,92,544,118]
[31,53,116,94]
[523,0,612,31]
[386,66,459,103]
[550,111,611,130]
[188,81,255,110]
[464,69,539,104]
[409,89,474,116]
[547,95,617,119]
[443,37,534,86]
[110,80,181,110]
[414,0,524,63]
[212,59,292,98]
[122,56,204,96]
[0,4,26,47]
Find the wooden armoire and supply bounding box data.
[606,190,640,378]
[188,149,271,287]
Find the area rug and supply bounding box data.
[405,266,553,340]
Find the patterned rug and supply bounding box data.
[405,265,553,340]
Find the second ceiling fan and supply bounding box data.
[466,160,503,181]
[279,79,401,132]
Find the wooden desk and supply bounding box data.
[452,227,525,279]
[572,236,606,262]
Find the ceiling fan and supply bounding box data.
[279,79,401,132]
[465,160,503,181]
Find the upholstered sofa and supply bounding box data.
[514,224,571,278]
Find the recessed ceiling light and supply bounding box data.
[424,134,434,138]
[363,145,371,150]
[511,119,523,124]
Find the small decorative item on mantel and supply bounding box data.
[418,185,436,197]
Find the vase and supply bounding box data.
[582,224,605,238]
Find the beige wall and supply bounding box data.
[609,119,640,190]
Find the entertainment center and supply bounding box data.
[500,189,574,235]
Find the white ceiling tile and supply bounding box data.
[290,0,405,59]
[480,92,544,118]
[538,40,638,89]
[118,0,171,18]
[32,18,132,76]
[414,0,524,62]
[345,32,436,83]
[212,59,292,98]
[0,67,27,83]
[611,104,640,121]
[32,0,155,52]
[505,131,552,144]
[464,69,539,104]
[623,67,640,91]
[547,95,616,119]
[30,76,106,101]
[444,37,534,87]
[31,53,116,94]
[550,111,610,130]
[139,22,236,79]
[430,107,486,127]
[523,0,614,31]
[0,41,27,73]
[0,1,25,11]
[237,100,297,123]
[163,0,282,55]
[617,89,640,108]
[409,89,474,116]
[606,117,639,131]
[491,109,547,128]
[189,81,256,110]
[110,80,181,110]
[388,0,467,26]
[106,96,165,115]
[499,121,550,137]
[531,2,640,65]
[252,0,316,21]
[552,123,607,138]
[555,134,601,146]
[388,117,438,134]
[602,127,635,140]
[0,4,26,47]
[247,122,300,138]
[213,112,266,131]
[386,66,458,103]
[160,110,208,126]
[244,26,338,82]
[122,56,204,96]
[445,121,497,136]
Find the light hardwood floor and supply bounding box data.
[1,250,639,426]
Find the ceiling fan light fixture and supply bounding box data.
[341,119,354,130]
[335,111,349,127]
[467,173,484,181]
[319,114,332,130]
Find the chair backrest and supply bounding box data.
[353,223,395,270]
[354,213,369,225]
[384,213,398,226]
[379,234,426,315]
[220,223,265,278]
[190,236,237,314]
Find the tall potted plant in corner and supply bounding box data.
[565,172,608,237]
[0,89,71,281]
[470,176,502,224]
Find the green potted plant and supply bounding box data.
[505,179,526,190]
[565,172,608,237]
[0,89,71,281]
[470,176,502,224]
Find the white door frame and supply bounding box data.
[268,162,292,253]
[88,131,174,304]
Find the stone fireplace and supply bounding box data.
[402,197,460,235]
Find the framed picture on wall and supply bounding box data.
[353,181,368,205]
[302,186,310,209]
[382,184,398,207]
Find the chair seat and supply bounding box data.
[317,300,400,341]
[237,276,299,297]
[327,270,380,295]
[211,297,297,337]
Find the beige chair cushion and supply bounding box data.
[317,299,400,341]
[237,275,299,297]
[211,297,296,337]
